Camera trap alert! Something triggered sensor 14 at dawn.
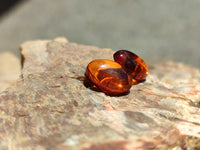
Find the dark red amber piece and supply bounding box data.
[85,59,132,95]
[113,50,148,83]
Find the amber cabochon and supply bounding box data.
[85,59,132,95]
[113,50,148,84]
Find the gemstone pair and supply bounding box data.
[85,50,148,95]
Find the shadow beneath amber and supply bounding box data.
[76,75,130,96]
[76,75,147,96]
[76,76,101,92]
[83,76,102,92]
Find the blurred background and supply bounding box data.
[0,0,199,68]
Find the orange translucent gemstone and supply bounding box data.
[113,50,148,84]
[85,59,132,95]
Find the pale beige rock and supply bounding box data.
[0,52,20,92]
[0,38,199,150]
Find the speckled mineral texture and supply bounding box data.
[0,38,200,150]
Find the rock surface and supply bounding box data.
[0,38,200,150]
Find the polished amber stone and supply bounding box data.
[113,50,148,83]
[85,59,132,95]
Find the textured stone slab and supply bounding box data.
[0,38,200,150]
